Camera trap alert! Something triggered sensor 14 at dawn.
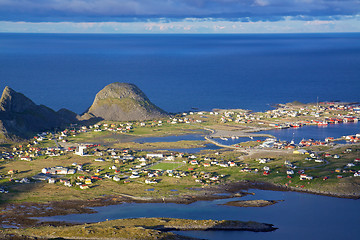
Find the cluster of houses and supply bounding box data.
[299,139,327,147]
[76,122,134,133]
[41,166,76,175]
[0,151,14,160]
[1,144,62,161]
[344,134,360,143]
[220,110,258,124]
[334,157,360,177]
[217,102,360,131]
[1,104,359,193]
[266,102,359,119]
[259,138,296,149]
[189,158,236,168]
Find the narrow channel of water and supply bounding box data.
[37,189,359,240]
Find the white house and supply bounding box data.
[75,145,87,156]
[300,174,313,180]
[48,178,56,184]
[113,176,121,182]
[165,156,175,161]
[259,158,269,164]
[145,179,157,184]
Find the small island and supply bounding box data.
[222,200,281,207]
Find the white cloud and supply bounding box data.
[0,17,359,34]
[253,0,270,7]
[305,20,334,25]
[0,0,359,22]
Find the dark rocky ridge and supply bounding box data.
[0,86,78,140]
[81,82,168,121]
[0,83,168,140]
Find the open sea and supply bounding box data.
[0,33,359,114]
[1,33,360,239]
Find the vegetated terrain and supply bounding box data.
[1,103,360,205]
[1,217,276,240]
[1,102,360,240]
[1,125,359,205]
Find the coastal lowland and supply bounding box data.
[0,83,360,239]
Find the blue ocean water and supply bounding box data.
[262,122,360,143]
[37,189,360,240]
[0,33,359,114]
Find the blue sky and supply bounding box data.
[0,0,359,33]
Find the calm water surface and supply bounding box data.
[134,123,359,149]
[0,33,359,114]
[262,122,360,143]
[135,134,205,143]
[1,33,359,240]
[38,189,359,240]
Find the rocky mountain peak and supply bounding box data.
[0,86,36,112]
[84,82,168,121]
[0,86,78,140]
[93,83,148,102]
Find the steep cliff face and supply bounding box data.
[0,86,36,113]
[0,86,78,139]
[0,83,167,140]
[82,83,168,121]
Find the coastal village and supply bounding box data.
[1,101,360,201]
[1,83,360,239]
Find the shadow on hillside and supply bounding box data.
[0,181,39,206]
[146,220,277,232]
[18,170,32,174]
[0,143,12,148]
[78,117,104,126]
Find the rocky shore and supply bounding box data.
[0,189,249,229]
[1,180,358,229]
[222,199,281,207]
[1,218,276,240]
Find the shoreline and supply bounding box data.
[1,180,358,229]
[1,218,277,240]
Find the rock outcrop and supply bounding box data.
[81,82,167,121]
[0,83,167,140]
[0,86,78,140]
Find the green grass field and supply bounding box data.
[149,162,184,170]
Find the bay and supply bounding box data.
[37,189,360,240]
[262,122,360,143]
